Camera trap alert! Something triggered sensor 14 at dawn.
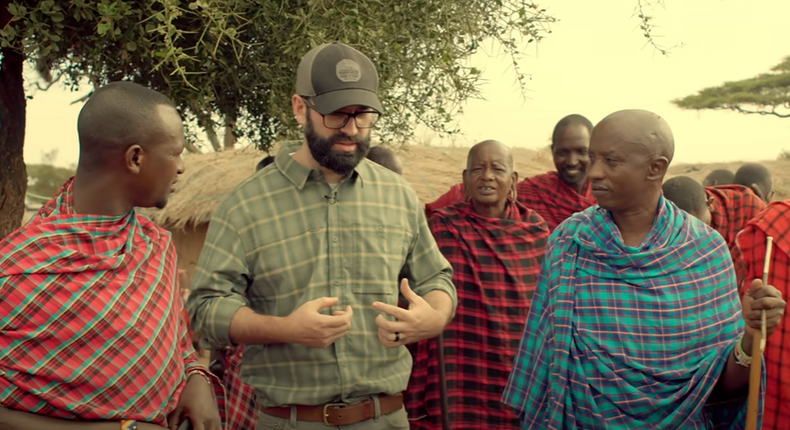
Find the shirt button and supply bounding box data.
[334,280,340,286]
[332,236,338,243]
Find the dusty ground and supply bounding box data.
[398,144,790,203]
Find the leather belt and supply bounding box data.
[259,393,403,426]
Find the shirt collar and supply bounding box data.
[274,140,366,190]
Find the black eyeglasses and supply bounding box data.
[301,97,380,129]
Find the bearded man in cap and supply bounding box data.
[187,42,456,430]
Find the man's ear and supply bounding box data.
[292,94,307,127]
[748,183,767,202]
[125,145,144,174]
[647,156,669,181]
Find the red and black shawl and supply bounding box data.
[405,200,549,429]
[516,171,596,232]
[706,185,765,257]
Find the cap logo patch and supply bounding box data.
[336,59,362,83]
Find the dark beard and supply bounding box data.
[305,115,370,175]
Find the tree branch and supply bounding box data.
[223,112,237,150]
[31,70,64,92]
[732,105,790,118]
[202,119,221,152]
[69,92,93,105]
[633,0,683,56]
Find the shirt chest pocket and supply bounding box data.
[350,224,412,300]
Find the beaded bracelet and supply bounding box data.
[120,420,138,430]
[187,369,213,385]
[734,334,752,367]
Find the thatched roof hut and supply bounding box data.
[142,146,266,230]
[142,144,555,276]
[144,144,558,231]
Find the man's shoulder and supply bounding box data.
[519,171,557,187]
[747,200,790,232]
[429,202,463,222]
[685,210,720,237]
[135,212,174,243]
[705,184,754,200]
[544,207,590,248]
[219,160,293,212]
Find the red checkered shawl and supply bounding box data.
[406,200,549,429]
[516,171,596,232]
[733,200,790,429]
[0,178,221,425]
[706,185,765,258]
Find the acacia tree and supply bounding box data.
[0,0,557,237]
[672,56,790,118]
[0,0,669,238]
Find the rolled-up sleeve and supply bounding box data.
[186,205,250,348]
[405,205,457,310]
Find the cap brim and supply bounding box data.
[312,89,383,115]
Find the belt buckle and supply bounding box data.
[322,402,347,426]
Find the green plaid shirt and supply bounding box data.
[188,142,456,407]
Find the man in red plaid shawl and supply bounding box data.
[0,82,223,430]
[732,200,790,430]
[662,175,765,258]
[516,114,597,231]
[406,140,549,429]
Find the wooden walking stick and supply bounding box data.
[746,235,773,430]
[436,333,450,430]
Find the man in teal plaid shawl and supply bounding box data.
[502,109,786,429]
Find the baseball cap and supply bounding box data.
[296,43,383,115]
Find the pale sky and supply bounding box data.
[23,0,790,168]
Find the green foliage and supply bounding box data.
[778,150,790,160]
[26,163,75,200]
[1,0,556,151]
[672,56,790,119]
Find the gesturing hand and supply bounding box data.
[285,297,353,348]
[742,278,785,338]
[372,279,444,348]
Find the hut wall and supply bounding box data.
[168,222,209,279]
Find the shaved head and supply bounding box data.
[587,109,675,214]
[703,169,735,187]
[77,81,178,169]
[597,109,675,165]
[467,140,514,170]
[734,163,772,201]
[366,146,403,175]
[662,176,711,224]
[464,139,517,217]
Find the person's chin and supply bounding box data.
[562,173,585,186]
[472,195,500,205]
